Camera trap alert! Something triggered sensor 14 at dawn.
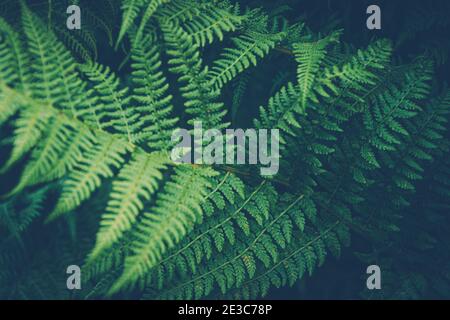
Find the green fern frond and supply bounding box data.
[360,60,433,168]
[53,25,98,62]
[229,220,346,299]
[381,89,450,192]
[79,62,136,141]
[0,86,20,126]
[255,39,393,141]
[130,37,179,149]
[202,172,246,216]
[0,17,31,92]
[82,2,119,47]
[21,3,89,117]
[182,2,243,47]
[117,0,146,48]
[135,0,170,43]
[162,21,228,129]
[208,22,286,91]
[293,30,341,109]
[150,192,310,299]
[0,188,47,239]
[110,165,218,293]
[8,116,82,195]
[156,0,217,24]
[1,101,53,172]
[48,134,132,221]
[142,181,271,290]
[90,150,169,258]
[83,172,246,294]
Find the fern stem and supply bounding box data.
[203,172,231,201]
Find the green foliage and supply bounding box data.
[293,30,340,109]
[208,10,286,91]
[130,36,179,148]
[0,0,449,300]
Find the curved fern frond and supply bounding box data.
[8,117,82,195]
[90,150,169,258]
[110,165,218,294]
[255,39,393,141]
[155,0,211,24]
[0,188,47,240]
[53,25,98,62]
[117,0,145,48]
[48,134,132,221]
[2,103,53,172]
[208,23,286,91]
[229,220,346,299]
[182,2,243,47]
[82,172,246,296]
[135,0,170,43]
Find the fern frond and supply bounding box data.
[135,0,170,43]
[162,21,228,129]
[156,0,214,24]
[79,62,136,141]
[48,134,132,221]
[0,17,31,92]
[150,193,311,299]
[117,0,145,48]
[229,220,346,299]
[360,60,433,168]
[201,172,246,216]
[0,85,20,126]
[21,3,89,117]
[254,82,302,141]
[142,180,270,289]
[130,37,179,149]
[8,116,81,195]
[90,150,169,258]
[2,103,53,171]
[83,172,246,293]
[182,2,243,47]
[208,23,286,90]
[53,25,98,62]
[82,2,119,47]
[0,188,47,239]
[293,31,340,109]
[109,165,218,294]
[381,89,450,192]
[255,39,393,141]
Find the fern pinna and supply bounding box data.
[0,0,449,299]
